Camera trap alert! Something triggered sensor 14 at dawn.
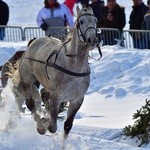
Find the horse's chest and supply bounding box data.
[50,75,90,99]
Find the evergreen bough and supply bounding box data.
[122,99,150,147]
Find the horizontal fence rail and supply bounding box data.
[24,26,70,41]
[100,28,122,46]
[123,29,150,49]
[23,27,44,40]
[0,25,23,42]
[0,25,150,49]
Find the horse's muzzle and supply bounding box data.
[86,36,98,48]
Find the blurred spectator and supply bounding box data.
[36,0,74,40]
[64,0,90,15]
[0,0,9,40]
[99,0,126,45]
[64,0,77,15]
[78,0,90,7]
[129,0,148,49]
[88,0,105,28]
[142,0,150,48]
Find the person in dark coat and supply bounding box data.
[141,0,150,49]
[142,0,150,30]
[129,0,149,49]
[88,0,104,28]
[0,0,9,40]
[99,0,126,46]
[77,0,90,7]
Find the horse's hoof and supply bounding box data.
[48,124,57,133]
[37,127,46,135]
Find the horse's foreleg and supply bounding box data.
[41,91,60,134]
[40,88,50,110]
[64,97,84,139]
[26,96,47,134]
[25,96,35,112]
[23,83,46,135]
[47,98,60,133]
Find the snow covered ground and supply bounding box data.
[0,0,150,149]
[0,42,150,150]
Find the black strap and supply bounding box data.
[97,44,102,59]
[47,62,90,77]
[24,57,90,77]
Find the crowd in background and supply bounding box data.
[0,0,9,40]
[1,0,150,49]
[65,0,150,49]
[37,0,150,49]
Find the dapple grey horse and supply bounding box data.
[11,6,101,139]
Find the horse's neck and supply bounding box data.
[65,30,89,71]
[70,30,88,59]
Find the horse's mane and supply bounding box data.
[64,29,74,42]
[81,7,93,14]
[82,7,89,12]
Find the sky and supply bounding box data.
[0,0,150,150]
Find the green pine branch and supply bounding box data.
[122,99,150,146]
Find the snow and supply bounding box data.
[0,0,150,149]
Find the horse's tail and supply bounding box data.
[1,38,36,88]
[5,61,21,87]
[5,61,19,77]
[1,60,20,88]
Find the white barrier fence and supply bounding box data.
[0,25,150,49]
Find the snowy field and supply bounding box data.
[0,0,150,149]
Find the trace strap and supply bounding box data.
[24,57,91,77]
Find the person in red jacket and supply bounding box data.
[64,0,77,15]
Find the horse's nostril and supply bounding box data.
[88,38,91,43]
[87,37,98,44]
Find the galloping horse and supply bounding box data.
[12,6,101,139]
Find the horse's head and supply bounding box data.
[76,6,98,49]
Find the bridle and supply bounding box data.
[76,13,98,43]
[64,13,102,59]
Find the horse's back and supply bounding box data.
[24,36,62,60]
[18,36,62,85]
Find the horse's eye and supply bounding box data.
[89,18,92,22]
[80,20,84,25]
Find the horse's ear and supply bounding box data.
[76,5,81,16]
[87,6,93,14]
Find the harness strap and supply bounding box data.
[47,62,90,77]
[45,50,59,79]
[24,57,90,77]
[97,44,102,59]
